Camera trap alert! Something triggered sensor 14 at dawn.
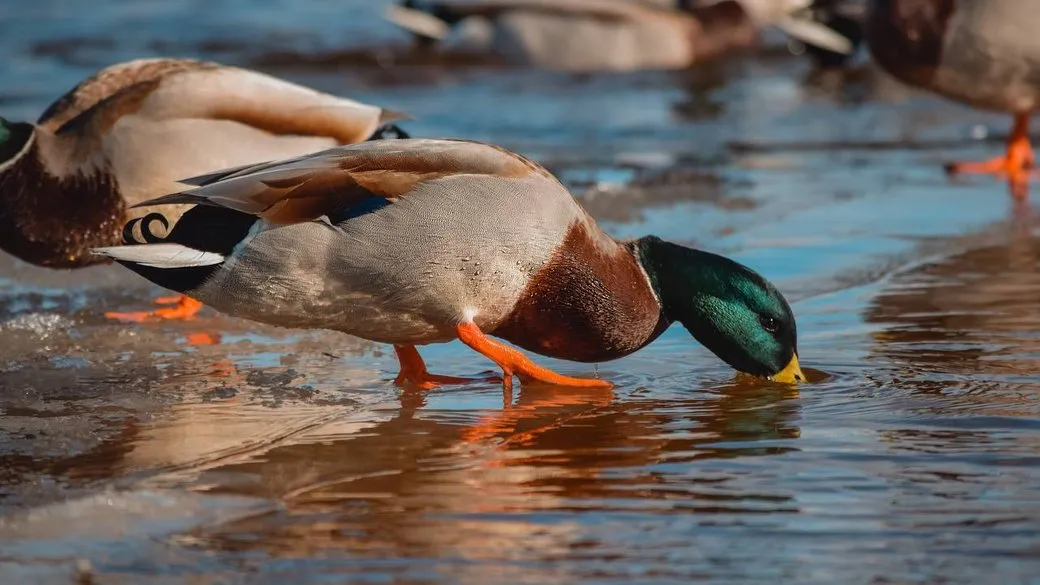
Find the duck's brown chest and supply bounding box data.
[0,148,125,268]
[491,225,668,363]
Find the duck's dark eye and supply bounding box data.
[760,315,780,333]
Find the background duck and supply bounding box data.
[864,0,1040,198]
[0,57,406,321]
[387,0,852,72]
[94,138,804,389]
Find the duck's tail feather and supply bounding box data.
[92,243,225,269]
[96,205,259,295]
[386,3,452,41]
[176,163,263,187]
[774,14,854,55]
[366,122,411,141]
[130,191,213,208]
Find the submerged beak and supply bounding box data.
[770,353,805,383]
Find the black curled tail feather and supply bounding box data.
[122,212,170,244]
[366,123,411,141]
[112,205,259,295]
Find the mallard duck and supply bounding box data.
[0,57,406,321]
[93,138,804,389]
[864,0,1040,198]
[387,0,852,72]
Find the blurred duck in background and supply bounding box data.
[794,0,865,68]
[386,0,854,72]
[863,0,1040,198]
[0,58,407,322]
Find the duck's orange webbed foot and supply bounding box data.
[945,112,1035,199]
[393,344,502,390]
[455,322,614,391]
[105,295,204,323]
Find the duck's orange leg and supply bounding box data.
[105,295,204,322]
[455,322,613,391]
[946,112,1035,198]
[394,344,501,390]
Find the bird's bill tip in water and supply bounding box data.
[770,353,805,384]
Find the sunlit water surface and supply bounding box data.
[1,1,1039,583]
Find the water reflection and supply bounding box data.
[670,59,737,122]
[861,201,1040,469]
[7,1,1040,580]
[801,60,921,107]
[171,379,800,567]
[865,203,1040,390]
[0,308,378,507]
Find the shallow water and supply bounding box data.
[2,1,1040,583]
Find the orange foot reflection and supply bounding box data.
[106,295,204,322]
[460,385,615,448]
[186,332,222,346]
[209,358,238,379]
[207,358,243,403]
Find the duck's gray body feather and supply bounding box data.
[100,139,614,345]
[867,0,1040,113]
[202,173,579,342]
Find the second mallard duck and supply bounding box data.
[864,0,1040,198]
[94,139,804,389]
[0,57,405,321]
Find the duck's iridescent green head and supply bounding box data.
[638,236,804,383]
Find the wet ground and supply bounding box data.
[2,1,1040,583]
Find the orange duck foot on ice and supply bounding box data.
[392,324,614,391]
[945,113,1037,199]
[455,322,614,391]
[393,344,503,390]
[105,295,204,323]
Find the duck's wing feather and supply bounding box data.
[38,59,214,131]
[134,138,557,224]
[52,58,405,146]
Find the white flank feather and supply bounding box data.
[92,244,225,268]
[774,15,854,55]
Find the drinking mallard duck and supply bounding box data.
[94,138,804,389]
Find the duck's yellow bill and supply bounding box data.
[770,354,805,383]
